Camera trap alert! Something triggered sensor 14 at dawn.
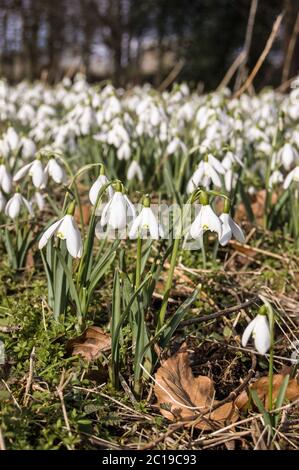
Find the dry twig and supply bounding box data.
[233,13,284,98]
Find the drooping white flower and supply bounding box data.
[207,154,225,175]
[39,214,83,258]
[13,159,48,189]
[166,137,187,156]
[0,190,6,211]
[45,158,67,184]
[269,170,283,189]
[5,193,34,219]
[0,163,13,193]
[283,165,299,189]
[187,155,224,193]
[129,197,163,239]
[277,143,298,171]
[127,161,143,182]
[219,213,245,246]
[224,169,237,192]
[190,202,222,240]
[6,127,19,152]
[79,107,95,135]
[0,139,9,158]
[100,190,135,230]
[241,314,270,355]
[31,191,46,211]
[20,137,36,159]
[117,142,131,160]
[89,170,113,206]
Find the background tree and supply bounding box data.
[0,0,298,90]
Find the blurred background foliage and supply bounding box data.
[0,0,298,90]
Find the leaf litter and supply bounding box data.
[154,343,299,430]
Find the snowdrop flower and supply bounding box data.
[20,137,36,159]
[117,142,131,160]
[219,201,245,246]
[129,195,163,239]
[166,137,187,156]
[224,169,237,192]
[0,139,10,158]
[222,151,243,170]
[283,165,299,189]
[79,107,95,135]
[45,158,67,184]
[190,191,222,240]
[5,192,34,219]
[0,191,6,211]
[6,127,19,152]
[89,166,114,205]
[13,157,48,189]
[241,312,270,355]
[277,143,298,170]
[269,170,283,188]
[127,161,143,182]
[31,191,46,211]
[0,161,13,193]
[100,184,135,230]
[38,203,82,258]
[187,157,224,194]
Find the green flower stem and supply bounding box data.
[201,232,207,269]
[268,307,275,412]
[157,236,180,332]
[135,236,142,290]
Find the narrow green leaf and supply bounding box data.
[250,389,273,430]
[160,288,199,347]
[274,374,290,427]
[56,249,82,322]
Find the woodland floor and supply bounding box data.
[0,223,299,450]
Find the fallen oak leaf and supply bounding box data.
[235,374,299,410]
[154,343,238,430]
[66,326,111,362]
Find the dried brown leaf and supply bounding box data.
[236,374,299,410]
[66,326,111,362]
[235,190,278,225]
[74,204,91,225]
[25,249,35,270]
[154,343,238,430]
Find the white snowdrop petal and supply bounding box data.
[202,205,222,237]
[254,315,271,355]
[0,165,13,193]
[208,154,225,174]
[190,212,203,239]
[129,213,142,239]
[107,192,127,229]
[100,200,112,227]
[207,164,222,187]
[146,208,160,239]
[31,161,47,188]
[38,219,63,249]
[21,196,34,217]
[13,162,33,182]
[229,217,245,243]
[283,169,295,189]
[219,218,232,246]
[241,318,257,347]
[64,216,83,258]
[89,179,102,206]
[49,159,67,184]
[5,195,21,218]
[124,195,136,219]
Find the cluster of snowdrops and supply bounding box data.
[0,75,299,392]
